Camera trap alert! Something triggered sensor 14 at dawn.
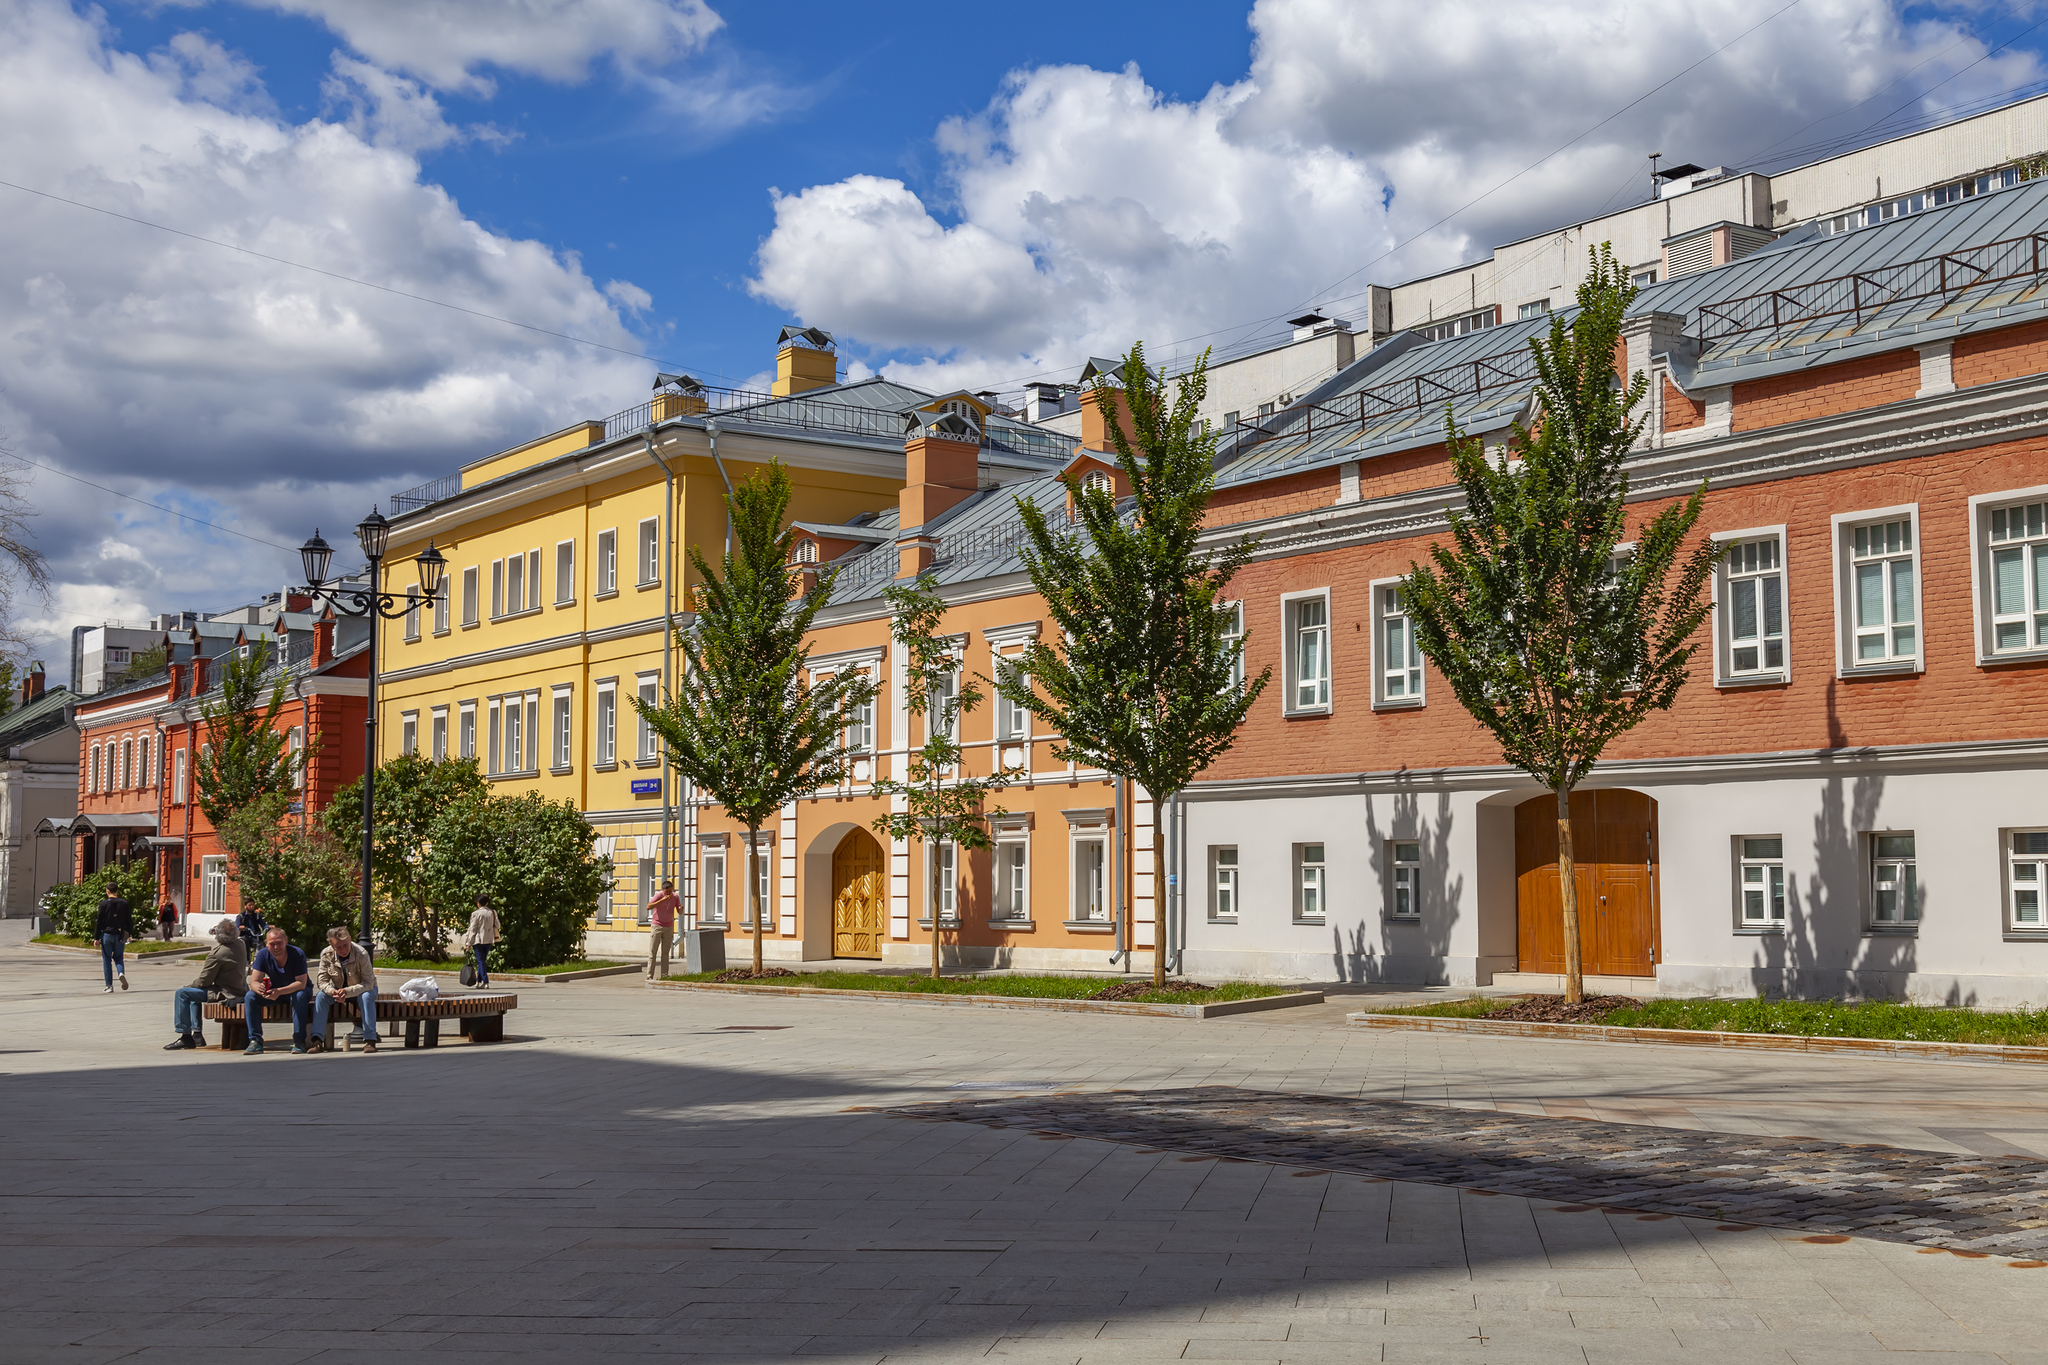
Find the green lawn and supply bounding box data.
[661,968,1286,1006]
[1370,994,2048,1046]
[33,934,197,956]
[373,957,622,975]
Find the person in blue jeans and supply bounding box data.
[243,926,312,1055]
[96,889,135,992]
[166,918,248,1049]
[464,895,499,987]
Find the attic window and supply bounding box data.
[940,400,981,427]
[1082,469,1113,496]
[796,539,819,563]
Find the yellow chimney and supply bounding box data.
[773,325,838,396]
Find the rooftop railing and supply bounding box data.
[390,473,461,513]
[1232,343,1539,452]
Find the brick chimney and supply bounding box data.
[897,414,981,579]
[312,612,336,668]
[191,654,211,696]
[1079,383,1138,454]
[167,661,185,700]
[18,666,43,707]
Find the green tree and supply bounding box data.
[219,791,359,953]
[1002,345,1270,987]
[45,861,158,940]
[194,640,295,827]
[423,791,610,970]
[1401,246,1720,1005]
[119,641,169,682]
[638,460,875,976]
[870,575,1012,979]
[327,754,488,960]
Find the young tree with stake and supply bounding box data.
[870,574,1012,980]
[636,461,876,976]
[194,639,299,829]
[1401,247,1720,1005]
[1002,345,1270,988]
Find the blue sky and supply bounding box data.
[5,0,2045,664]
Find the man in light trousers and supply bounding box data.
[311,924,378,1052]
[645,880,679,979]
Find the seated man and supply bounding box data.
[166,918,248,1049]
[243,926,312,1056]
[311,924,378,1053]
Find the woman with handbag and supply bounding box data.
[463,895,499,988]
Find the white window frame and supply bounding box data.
[430,707,448,762]
[505,554,524,618]
[88,745,99,794]
[925,839,959,926]
[1868,831,1920,930]
[1735,835,1787,932]
[1387,839,1421,920]
[400,711,418,757]
[636,673,659,762]
[845,680,875,756]
[555,539,575,607]
[596,528,618,597]
[458,702,476,761]
[1713,527,1790,686]
[1210,845,1238,921]
[1832,506,1923,675]
[1069,829,1110,923]
[699,838,728,924]
[486,699,503,775]
[1296,842,1327,922]
[200,855,228,918]
[1219,600,1244,693]
[595,683,617,767]
[2006,829,2048,935]
[551,686,573,772]
[1969,485,2048,665]
[285,727,303,790]
[637,855,656,925]
[171,747,186,805]
[739,833,773,927]
[524,692,539,771]
[991,815,1031,923]
[433,579,450,635]
[1371,578,1424,708]
[491,559,505,620]
[1281,588,1333,715]
[638,518,661,587]
[461,566,479,627]
[403,587,420,641]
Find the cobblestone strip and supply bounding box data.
[888,1085,2048,1254]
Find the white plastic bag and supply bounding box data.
[399,976,440,1001]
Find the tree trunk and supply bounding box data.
[747,824,763,976]
[1152,793,1168,988]
[930,839,941,981]
[1555,785,1583,1006]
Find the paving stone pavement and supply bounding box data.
[892,1088,2048,1254]
[8,921,2048,1363]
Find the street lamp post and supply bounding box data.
[297,509,446,948]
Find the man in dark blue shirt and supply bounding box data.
[243,926,312,1055]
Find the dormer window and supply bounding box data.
[939,399,981,427]
[796,539,819,563]
[1082,469,1113,497]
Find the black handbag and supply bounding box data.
[459,959,477,987]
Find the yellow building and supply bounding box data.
[378,328,1069,958]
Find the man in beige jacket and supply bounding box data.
[311,925,378,1053]
[465,896,500,987]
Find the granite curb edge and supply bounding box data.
[652,980,1325,1017]
[1349,1009,2048,1064]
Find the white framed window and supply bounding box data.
[993,820,1030,922]
[458,703,476,761]
[739,834,772,926]
[524,693,539,770]
[796,538,819,563]
[595,685,617,766]
[637,856,656,925]
[1081,468,1113,497]
[1518,299,1551,320]
[88,745,99,793]
[430,709,448,762]
[171,747,186,805]
[286,727,303,789]
[400,712,418,756]
[596,529,617,596]
[506,554,525,617]
[201,856,227,918]
[555,540,575,606]
[1737,836,1786,930]
[551,687,573,771]
[638,517,660,585]
[1284,592,1331,713]
[595,840,615,923]
[1219,600,1244,692]
[403,587,420,640]
[461,566,479,627]
[1373,581,1423,706]
[927,840,958,925]
[996,671,1028,744]
[433,579,450,635]
[527,549,542,610]
[926,667,958,744]
[2007,831,2048,933]
[1296,842,1327,921]
[1834,508,1921,672]
[502,699,521,774]
[1716,530,1787,683]
[1870,832,1919,929]
[1388,840,1420,919]
[637,675,659,762]
[1972,490,2048,662]
[1071,833,1109,922]
[139,736,151,788]
[120,738,132,788]
[700,842,727,924]
[845,685,875,755]
[491,559,505,619]
[1211,846,1238,920]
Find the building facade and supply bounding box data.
[1,670,79,917]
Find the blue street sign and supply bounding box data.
[630,778,662,796]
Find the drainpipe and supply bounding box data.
[646,426,679,900]
[704,418,734,559]
[1108,776,1127,969]
[1170,792,1186,974]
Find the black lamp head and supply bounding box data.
[355,506,391,562]
[299,530,334,589]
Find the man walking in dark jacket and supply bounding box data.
[97,889,134,993]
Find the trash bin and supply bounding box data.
[682,927,726,974]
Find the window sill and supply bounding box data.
[637,580,662,591]
[594,589,619,601]
[402,636,421,645]
[1372,698,1424,712]
[1383,915,1422,926]
[1734,925,1786,935]
[490,607,543,623]
[2003,931,2048,941]
[487,770,539,782]
[549,765,573,776]
[1283,706,1332,720]
[1716,672,1788,689]
[1837,663,1920,680]
[460,621,480,631]
[593,762,617,773]
[1863,926,1919,937]
[555,599,576,609]
[1980,648,2048,668]
[1294,917,1326,927]
[1208,916,1237,926]
[988,918,1035,932]
[1063,919,1116,933]
[432,629,450,639]
[915,917,964,929]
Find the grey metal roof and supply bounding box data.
[0,687,78,745]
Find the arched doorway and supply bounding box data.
[1514,790,1659,977]
[831,829,886,959]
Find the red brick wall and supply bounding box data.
[1207,432,2048,782]
[1663,377,1704,431]
[1954,317,2048,389]
[1732,349,1919,432]
[1207,467,1338,527]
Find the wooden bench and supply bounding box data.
[202,992,520,1050]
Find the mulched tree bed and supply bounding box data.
[1486,993,1642,1023]
[709,966,801,982]
[1090,980,1218,1002]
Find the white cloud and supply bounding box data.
[748,0,2039,391]
[321,54,513,153]
[0,1,653,668]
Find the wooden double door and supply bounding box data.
[831,829,886,959]
[1514,790,1659,978]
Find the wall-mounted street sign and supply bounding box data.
[630,778,662,796]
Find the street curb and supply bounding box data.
[1347,1010,2048,1064]
[650,979,1325,1018]
[373,964,637,985]
[26,941,202,961]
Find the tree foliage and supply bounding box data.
[1400,246,1720,1002]
[44,861,158,940]
[219,791,359,954]
[638,460,874,974]
[194,640,295,828]
[327,754,488,960]
[0,452,50,657]
[870,575,1011,978]
[1001,344,1270,985]
[423,791,610,970]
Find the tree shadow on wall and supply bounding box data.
[1334,785,1463,985]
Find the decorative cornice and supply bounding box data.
[377,616,676,685]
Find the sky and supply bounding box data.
[5,0,2047,679]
